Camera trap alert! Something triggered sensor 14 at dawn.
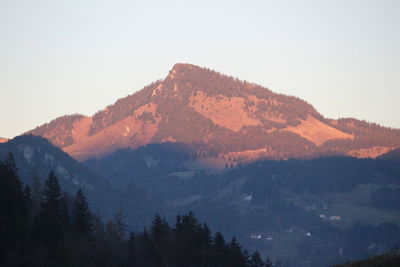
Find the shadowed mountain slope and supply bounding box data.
[84,143,400,267]
[378,147,400,161]
[0,135,169,228]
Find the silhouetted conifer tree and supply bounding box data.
[250,251,265,267]
[213,231,227,266]
[0,153,27,263]
[226,237,248,267]
[151,214,170,241]
[30,168,42,200]
[73,189,93,237]
[35,171,64,246]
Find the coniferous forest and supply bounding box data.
[0,153,270,267]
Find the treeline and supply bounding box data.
[89,80,162,136]
[27,114,85,147]
[371,187,400,210]
[238,157,400,196]
[0,153,270,267]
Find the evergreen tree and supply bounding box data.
[114,207,127,240]
[0,154,27,262]
[61,192,71,233]
[199,223,212,266]
[24,184,35,226]
[213,231,226,250]
[265,257,274,267]
[201,223,212,245]
[151,214,170,241]
[150,214,171,266]
[35,171,64,245]
[226,237,247,267]
[30,167,42,200]
[73,189,93,237]
[23,184,33,203]
[175,212,203,266]
[126,232,136,265]
[213,231,227,266]
[127,232,136,251]
[250,251,265,267]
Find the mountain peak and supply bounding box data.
[167,63,205,80]
[171,62,199,71]
[28,64,400,161]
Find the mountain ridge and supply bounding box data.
[28,63,400,161]
[0,134,169,227]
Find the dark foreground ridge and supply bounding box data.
[332,249,400,267]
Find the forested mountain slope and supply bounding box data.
[28,63,400,162]
[0,135,168,228]
[86,143,400,267]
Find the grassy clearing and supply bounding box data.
[322,184,400,227]
[166,171,195,180]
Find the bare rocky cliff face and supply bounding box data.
[28,63,400,162]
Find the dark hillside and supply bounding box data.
[0,135,169,228]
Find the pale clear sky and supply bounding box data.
[1,0,399,138]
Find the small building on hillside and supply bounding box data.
[250,234,262,239]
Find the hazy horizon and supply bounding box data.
[1,0,399,138]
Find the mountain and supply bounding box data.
[378,148,400,161]
[0,135,169,227]
[28,63,400,162]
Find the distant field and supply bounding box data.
[166,171,196,180]
[326,184,400,227]
[245,228,307,265]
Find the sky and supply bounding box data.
[1,0,399,138]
